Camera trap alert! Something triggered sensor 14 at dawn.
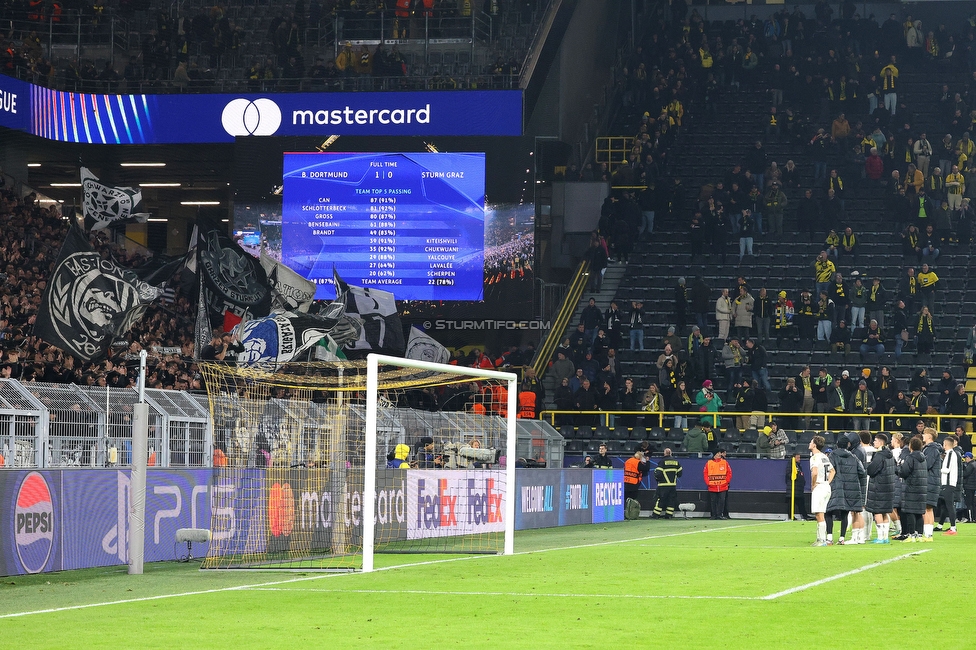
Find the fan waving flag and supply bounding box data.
[35,221,164,361]
[81,167,150,231]
[260,252,316,313]
[333,269,405,357]
[236,302,346,366]
[406,327,451,364]
[196,227,272,350]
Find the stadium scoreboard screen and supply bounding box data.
[282,152,486,301]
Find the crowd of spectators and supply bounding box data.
[1,0,532,93]
[0,184,201,391]
[547,6,976,449]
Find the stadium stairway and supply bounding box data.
[540,261,627,409]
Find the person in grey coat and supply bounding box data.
[825,433,867,544]
[866,433,896,543]
[895,436,929,541]
[921,428,942,542]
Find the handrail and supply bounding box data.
[537,409,969,433]
[531,257,590,379]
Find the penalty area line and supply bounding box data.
[759,549,931,600]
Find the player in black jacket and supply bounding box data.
[962,452,976,522]
[866,433,896,543]
[921,428,942,542]
[896,437,929,541]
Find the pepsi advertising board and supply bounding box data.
[14,83,522,143]
[3,471,61,575]
[0,469,211,576]
[282,152,486,301]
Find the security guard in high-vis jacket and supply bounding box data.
[652,448,683,518]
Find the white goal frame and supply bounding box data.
[363,353,518,572]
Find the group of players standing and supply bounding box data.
[809,427,974,546]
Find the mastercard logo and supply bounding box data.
[15,472,55,574]
[268,482,294,538]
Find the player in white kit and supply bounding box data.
[810,436,836,546]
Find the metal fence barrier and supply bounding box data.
[0,380,211,470]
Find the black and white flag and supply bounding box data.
[405,327,451,365]
[333,269,405,357]
[236,302,345,366]
[35,221,163,361]
[260,252,316,313]
[197,227,272,337]
[81,167,150,231]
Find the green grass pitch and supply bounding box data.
[1,519,972,648]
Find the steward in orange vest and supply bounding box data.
[623,449,648,501]
[517,390,536,418]
[704,449,732,520]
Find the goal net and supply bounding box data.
[199,354,516,571]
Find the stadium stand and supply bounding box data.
[539,6,976,458]
[1,0,546,93]
[0,181,199,390]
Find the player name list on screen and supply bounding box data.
[282,152,486,301]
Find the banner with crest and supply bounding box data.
[81,167,150,231]
[35,221,163,361]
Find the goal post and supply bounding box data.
[363,353,517,572]
[199,356,518,572]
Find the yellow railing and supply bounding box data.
[531,258,590,380]
[538,409,974,433]
[595,136,634,170]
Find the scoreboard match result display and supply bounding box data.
[282,152,486,301]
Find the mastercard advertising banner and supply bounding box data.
[0,72,521,144]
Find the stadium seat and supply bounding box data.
[607,438,629,454]
[648,427,664,440]
[610,426,631,441]
[594,425,612,443]
[629,426,647,440]
[559,425,576,440]
[795,431,815,445]
[665,427,685,441]
[576,426,594,441]
[737,442,758,457]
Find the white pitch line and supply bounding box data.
[512,520,786,556]
[0,520,783,620]
[759,549,931,600]
[635,545,800,550]
[243,587,756,600]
